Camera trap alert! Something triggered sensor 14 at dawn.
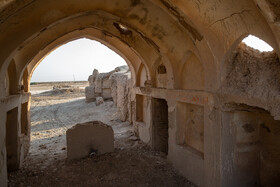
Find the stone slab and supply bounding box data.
[66,121,114,160]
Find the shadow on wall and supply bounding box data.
[222,103,280,186]
[85,65,132,122]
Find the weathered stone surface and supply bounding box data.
[102,88,111,99]
[96,97,104,106]
[109,68,131,122]
[85,67,124,102]
[102,78,110,89]
[88,75,94,86]
[88,69,99,85]
[85,69,99,102]
[94,75,103,94]
[2,0,280,186]
[66,121,114,160]
[86,65,132,121]
[85,86,96,102]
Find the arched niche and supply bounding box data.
[179,53,204,91]
[152,55,174,89]
[7,59,19,95]
[155,64,167,88]
[137,64,148,87]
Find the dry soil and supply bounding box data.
[8,82,195,187]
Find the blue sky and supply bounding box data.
[31,35,273,82]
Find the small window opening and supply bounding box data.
[242,35,273,52]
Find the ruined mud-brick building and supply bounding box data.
[0,0,280,186]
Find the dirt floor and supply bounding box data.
[8,82,195,187]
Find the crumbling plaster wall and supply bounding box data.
[86,66,132,122]
[0,0,280,187]
[217,44,280,186]
[110,68,132,122]
[220,44,280,118]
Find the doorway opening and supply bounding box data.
[152,98,169,154]
[6,107,19,172]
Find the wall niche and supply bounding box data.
[222,104,280,186]
[176,102,204,156]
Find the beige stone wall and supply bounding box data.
[85,66,132,122]
[221,104,280,186]
[110,70,132,122]
[0,0,280,186]
[66,121,114,160]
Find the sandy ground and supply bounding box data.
[8,82,195,187]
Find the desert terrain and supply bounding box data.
[8,82,194,187]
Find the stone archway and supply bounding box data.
[1,0,280,186]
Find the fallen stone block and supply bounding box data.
[66,121,114,160]
[95,76,103,94]
[85,86,96,102]
[96,97,104,106]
